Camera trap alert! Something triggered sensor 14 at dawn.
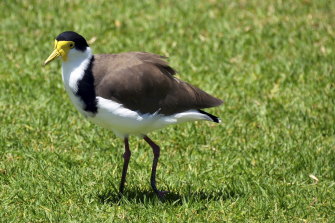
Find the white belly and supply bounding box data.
[85,97,210,138]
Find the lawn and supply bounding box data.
[0,0,334,222]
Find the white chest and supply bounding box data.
[61,49,93,116]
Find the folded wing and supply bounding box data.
[93,52,223,115]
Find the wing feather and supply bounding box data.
[93,52,222,115]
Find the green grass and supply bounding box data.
[1,0,334,222]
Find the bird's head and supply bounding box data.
[44,31,89,66]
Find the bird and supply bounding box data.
[44,31,223,198]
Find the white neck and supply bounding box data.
[62,47,93,93]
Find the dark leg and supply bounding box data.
[119,137,131,195]
[143,136,169,198]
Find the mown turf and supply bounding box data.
[0,0,334,222]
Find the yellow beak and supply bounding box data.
[44,49,60,66]
[44,40,74,66]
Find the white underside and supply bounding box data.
[89,97,211,137]
[61,48,212,138]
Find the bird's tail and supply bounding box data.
[198,110,221,123]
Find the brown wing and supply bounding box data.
[93,52,223,115]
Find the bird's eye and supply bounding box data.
[69,43,74,48]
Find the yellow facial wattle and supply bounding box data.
[44,40,75,65]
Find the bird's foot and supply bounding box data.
[155,190,170,199]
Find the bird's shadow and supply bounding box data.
[97,186,242,206]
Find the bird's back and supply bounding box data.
[92,52,223,115]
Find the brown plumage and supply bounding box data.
[93,52,223,115]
